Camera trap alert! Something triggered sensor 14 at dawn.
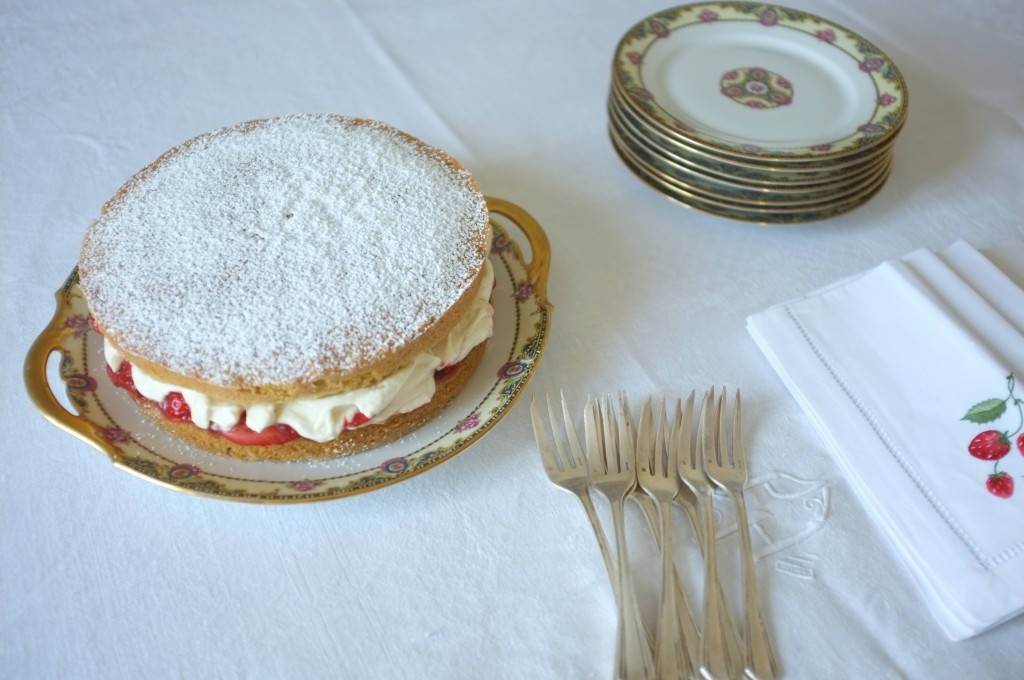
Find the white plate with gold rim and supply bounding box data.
[25,198,552,503]
[613,2,908,161]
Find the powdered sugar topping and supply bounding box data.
[79,115,489,387]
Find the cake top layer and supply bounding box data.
[79,114,490,390]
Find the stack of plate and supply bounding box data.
[609,2,908,224]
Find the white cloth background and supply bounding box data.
[2,0,1022,678]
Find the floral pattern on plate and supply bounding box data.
[613,2,907,160]
[25,198,552,503]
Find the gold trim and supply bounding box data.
[609,82,898,177]
[24,197,553,503]
[610,122,892,209]
[609,94,892,192]
[611,2,908,163]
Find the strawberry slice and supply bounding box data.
[346,411,370,428]
[160,392,192,422]
[106,361,142,398]
[217,414,300,446]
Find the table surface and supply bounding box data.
[3,0,1022,678]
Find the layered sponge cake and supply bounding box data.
[79,114,493,461]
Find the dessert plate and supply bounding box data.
[613,2,907,161]
[25,197,552,503]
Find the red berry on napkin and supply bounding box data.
[1018,432,1024,456]
[986,472,1014,498]
[969,430,1011,460]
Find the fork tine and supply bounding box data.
[530,395,559,476]
[601,394,617,472]
[558,391,587,472]
[616,392,635,474]
[584,395,602,473]
[713,388,726,468]
[654,397,669,478]
[543,392,570,473]
[732,389,748,478]
[637,397,654,475]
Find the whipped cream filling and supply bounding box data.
[104,260,494,443]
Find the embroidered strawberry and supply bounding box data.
[968,430,1011,460]
[1018,432,1024,456]
[986,472,1014,498]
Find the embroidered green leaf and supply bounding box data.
[962,398,1007,424]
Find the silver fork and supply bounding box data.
[677,388,732,680]
[705,390,778,680]
[588,393,655,680]
[670,395,742,674]
[530,392,618,595]
[637,398,693,680]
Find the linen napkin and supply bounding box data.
[747,238,1024,640]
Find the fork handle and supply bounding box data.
[610,497,654,680]
[699,492,730,680]
[655,501,691,680]
[733,493,778,680]
[579,492,619,598]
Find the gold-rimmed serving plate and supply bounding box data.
[24,197,552,503]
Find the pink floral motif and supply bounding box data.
[746,100,767,109]
[381,457,410,474]
[811,144,832,152]
[62,315,91,337]
[630,86,654,100]
[65,374,97,391]
[626,51,642,65]
[816,29,836,42]
[878,93,897,106]
[859,57,884,73]
[289,479,322,492]
[514,282,534,301]
[456,414,480,432]
[649,19,670,38]
[699,9,719,22]
[101,427,130,443]
[168,464,200,480]
[758,8,779,26]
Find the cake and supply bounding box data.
[78,114,493,461]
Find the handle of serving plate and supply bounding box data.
[484,196,552,301]
[23,276,118,456]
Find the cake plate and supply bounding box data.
[24,197,552,503]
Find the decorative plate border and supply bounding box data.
[613,2,908,161]
[611,135,890,224]
[24,197,552,503]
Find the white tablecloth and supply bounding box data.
[3,1,1022,678]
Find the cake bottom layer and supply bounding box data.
[134,341,488,462]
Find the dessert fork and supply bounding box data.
[704,390,778,680]
[530,392,617,594]
[677,388,731,680]
[636,398,693,680]
[587,393,655,680]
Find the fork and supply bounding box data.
[705,390,778,680]
[637,398,693,680]
[677,388,732,680]
[587,393,655,680]
[530,392,618,595]
[670,396,743,674]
